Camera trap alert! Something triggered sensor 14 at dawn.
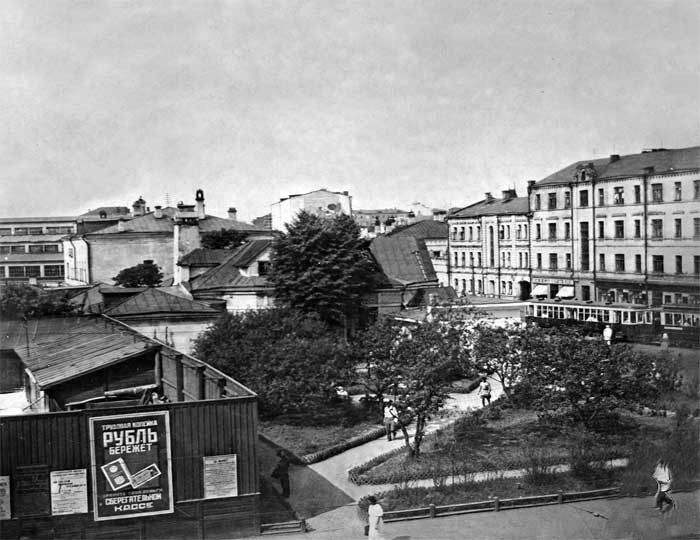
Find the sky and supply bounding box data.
[0,0,698,222]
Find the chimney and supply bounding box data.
[195,189,205,219]
[228,207,238,220]
[132,197,146,217]
[484,192,494,202]
[501,189,517,201]
[609,154,620,163]
[154,205,163,219]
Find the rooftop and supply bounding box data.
[370,236,437,285]
[387,220,448,239]
[190,240,273,292]
[178,248,235,266]
[105,287,219,317]
[450,196,529,218]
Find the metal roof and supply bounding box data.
[0,234,66,243]
[105,287,219,317]
[190,241,273,292]
[178,248,234,266]
[369,236,437,285]
[387,220,448,239]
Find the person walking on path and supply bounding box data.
[652,459,675,513]
[271,451,291,498]
[603,324,613,345]
[383,400,398,441]
[477,377,492,407]
[366,495,385,540]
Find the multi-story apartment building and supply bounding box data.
[270,188,353,232]
[0,217,76,284]
[529,146,700,306]
[447,189,531,299]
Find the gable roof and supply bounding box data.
[104,287,219,317]
[178,248,234,266]
[369,236,437,285]
[536,146,700,187]
[87,208,261,235]
[190,240,273,292]
[387,220,448,239]
[450,196,529,218]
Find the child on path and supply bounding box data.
[652,459,675,513]
[477,377,491,407]
[383,400,398,441]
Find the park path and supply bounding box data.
[303,377,504,501]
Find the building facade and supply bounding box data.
[529,146,700,306]
[447,190,531,300]
[270,189,353,231]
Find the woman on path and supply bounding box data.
[652,459,675,512]
[367,495,385,540]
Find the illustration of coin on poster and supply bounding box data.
[50,469,88,515]
[89,411,173,521]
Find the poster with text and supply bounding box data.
[50,469,88,515]
[0,476,10,520]
[89,411,173,521]
[203,455,238,499]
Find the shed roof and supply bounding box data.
[369,236,437,285]
[536,146,700,186]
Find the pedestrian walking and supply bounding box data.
[652,459,675,513]
[366,495,385,540]
[271,451,290,498]
[603,324,613,345]
[477,376,491,407]
[383,400,398,441]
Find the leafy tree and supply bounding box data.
[200,228,248,250]
[193,308,355,416]
[268,211,377,325]
[0,283,74,319]
[351,317,403,403]
[112,260,163,287]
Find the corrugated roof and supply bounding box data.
[87,208,262,235]
[105,287,219,316]
[190,241,273,292]
[178,248,234,266]
[369,236,437,285]
[450,196,529,218]
[1,317,159,388]
[387,220,448,239]
[536,146,700,186]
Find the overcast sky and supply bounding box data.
[1,0,698,221]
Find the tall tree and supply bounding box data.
[200,228,248,250]
[193,308,355,416]
[112,260,163,287]
[0,283,74,319]
[268,211,377,325]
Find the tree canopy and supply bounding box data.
[268,211,377,325]
[200,228,248,250]
[112,260,163,287]
[0,283,74,319]
[193,308,355,416]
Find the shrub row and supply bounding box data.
[348,446,408,485]
[299,425,388,464]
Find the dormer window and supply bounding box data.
[257,261,271,276]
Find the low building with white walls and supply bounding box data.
[270,188,352,232]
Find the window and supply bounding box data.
[652,255,664,273]
[516,225,521,240]
[0,267,3,278]
[579,190,589,207]
[523,225,527,238]
[695,255,700,275]
[564,191,571,208]
[599,253,606,271]
[614,220,624,239]
[459,227,465,240]
[634,185,641,203]
[507,252,511,267]
[28,227,42,235]
[536,224,541,240]
[615,254,625,272]
[565,253,572,269]
[598,221,605,239]
[564,222,570,240]
[461,252,466,267]
[524,253,528,267]
[430,250,442,258]
[518,252,523,268]
[695,218,700,238]
[634,219,641,238]
[44,265,64,277]
[14,228,28,235]
[536,253,542,269]
[695,180,700,200]
[535,194,541,210]
[477,226,481,240]
[598,188,604,206]
[468,227,473,241]
[477,252,481,267]
[9,266,24,277]
[506,225,510,239]
[674,182,682,201]
[651,183,663,202]
[454,252,458,266]
[548,223,557,240]
[675,219,682,238]
[257,261,271,276]
[0,228,10,235]
[499,227,505,240]
[581,285,590,301]
[613,187,624,205]
[469,252,474,267]
[45,244,59,253]
[452,227,458,240]
[10,245,25,254]
[28,245,44,254]
[635,254,642,273]
[548,193,557,210]
[25,266,40,277]
[676,255,682,274]
[549,253,558,270]
[0,246,8,254]
[651,219,663,239]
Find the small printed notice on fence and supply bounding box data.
[50,469,88,515]
[0,476,10,519]
[203,455,238,499]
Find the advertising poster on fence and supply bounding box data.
[89,411,173,521]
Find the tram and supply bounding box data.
[522,299,700,348]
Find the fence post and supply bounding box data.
[557,490,563,504]
[218,378,227,398]
[494,497,500,512]
[175,354,184,402]
[197,365,207,400]
[429,504,436,518]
